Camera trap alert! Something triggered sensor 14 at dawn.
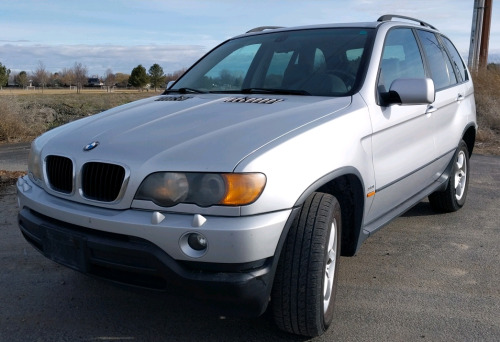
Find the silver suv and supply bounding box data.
[17,15,476,337]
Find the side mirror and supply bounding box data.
[166,80,175,89]
[384,78,435,105]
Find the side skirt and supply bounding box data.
[355,148,456,251]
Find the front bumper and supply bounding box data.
[17,176,296,316]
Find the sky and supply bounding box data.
[1,0,499,77]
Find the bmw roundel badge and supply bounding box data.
[83,141,99,151]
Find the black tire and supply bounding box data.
[271,192,341,337]
[429,140,470,212]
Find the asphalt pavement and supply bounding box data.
[0,153,499,341]
[0,142,30,172]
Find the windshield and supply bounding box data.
[170,28,374,97]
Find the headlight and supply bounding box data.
[27,140,43,184]
[135,172,266,207]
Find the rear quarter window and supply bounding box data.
[441,36,469,83]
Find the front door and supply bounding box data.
[366,28,437,225]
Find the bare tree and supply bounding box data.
[32,61,49,92]
[115,73,130,88]
[72,62,88,93]
[104,68,116,92]
[60,67,75,87]
[165,68,188,85]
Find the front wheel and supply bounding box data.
[429,140,470,212]
[271,192,341,337]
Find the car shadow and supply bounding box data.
[401,201,438,217]
[42,271,311,342]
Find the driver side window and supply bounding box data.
[378,28,426,94]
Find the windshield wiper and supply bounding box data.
[241,88,311,96]
[164,87,206,94]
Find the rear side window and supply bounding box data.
[441,36,468,83]
[378,28,426,93]
[417,30,457,90]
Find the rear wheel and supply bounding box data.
[429,140,470,212]
[272,192,341,337]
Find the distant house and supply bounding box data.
[87,78,103,87]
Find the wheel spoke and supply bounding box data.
[456,153,464,170]
[328,249,336,261]
[323,219,337,313]
[454,151,467,201]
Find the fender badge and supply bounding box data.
[83,141,99,151]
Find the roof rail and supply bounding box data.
[246,26,284,33]
[377,14,437,30]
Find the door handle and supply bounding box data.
[426,105,437,115]
[457,94,464,102]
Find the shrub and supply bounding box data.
[0,96,47,142]
[473,66,500,131]
[472,66,500,153]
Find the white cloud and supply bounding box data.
[2,0,499,75]
[1,44,208,76]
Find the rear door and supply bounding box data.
[415,30,463,160]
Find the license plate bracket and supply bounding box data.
[43,227,87,271]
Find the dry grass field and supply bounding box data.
[0,88,158,143]
[1,70,499,155]
[472,68,500,155]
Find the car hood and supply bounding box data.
[40,94,351,173]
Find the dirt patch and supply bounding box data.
[474,140,500,156]
[0,170,26,191]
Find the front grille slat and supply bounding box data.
[109,165,122,198]
[82,162,125,202]
[46,156,73,193]
[45,155,126,202]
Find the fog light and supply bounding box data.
[187,233,207,251]
[180,232,209,258]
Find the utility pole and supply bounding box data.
[468,0,493,70]
[468,0,484,70]
[479,0,493,68]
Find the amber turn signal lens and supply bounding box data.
[221,173,266,206]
